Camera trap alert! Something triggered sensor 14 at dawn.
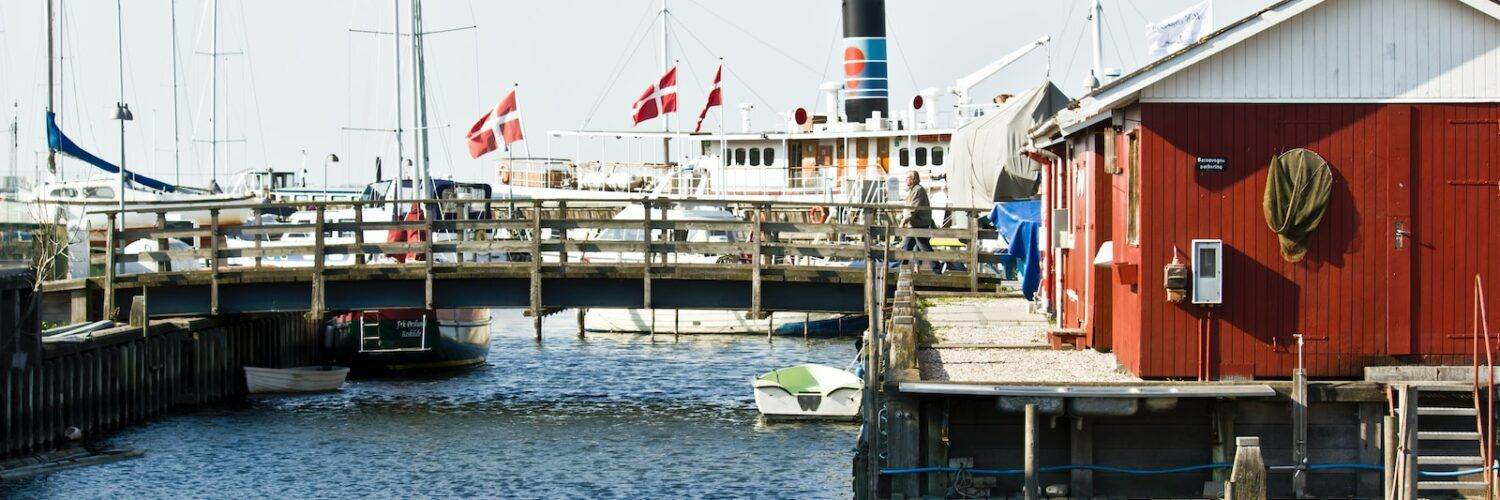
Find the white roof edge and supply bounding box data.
[1064,0,1500,134]
[1066,0,1330,131]
[548,128,956,141]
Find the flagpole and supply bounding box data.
[718,59,726,196]
[514,83,533,159]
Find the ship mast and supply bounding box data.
[392,0,405,203]
[45,0,55,177]
[211,0,219,186]
[170,0,181,184]
[658,0,669,163]
[411,0,432,197]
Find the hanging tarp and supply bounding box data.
[988,200,1042,301]
[946,82,1070,206]
[1262,148,1333,262]
[46,112,177,193]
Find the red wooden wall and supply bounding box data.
[1091,102,1500,379]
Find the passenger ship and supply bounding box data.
[486,0,1046,209]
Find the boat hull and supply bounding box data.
[753,386,862,421]
[244,366,349,394]
[328,309,491,374]
[584,309,866,336]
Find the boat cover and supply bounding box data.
[946,82,1070,206]
[1262,148,1332,262]
[990,200,1042,300]
[46,112,177,192]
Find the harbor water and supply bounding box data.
[4,310,859,499]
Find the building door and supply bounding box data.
[1409,105,1500,355]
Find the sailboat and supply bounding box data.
[26,0,256,231]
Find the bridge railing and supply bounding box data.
[65,197,1003,318]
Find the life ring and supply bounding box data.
[808,205,829,224]
[500,169,512,185]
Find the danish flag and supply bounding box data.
[631,66,678,126]
[467,88,524,159]
[694,65,723,133]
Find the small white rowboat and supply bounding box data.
[244,366,350,394]
[753,363,863,421]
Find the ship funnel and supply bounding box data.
[842,0,888,124]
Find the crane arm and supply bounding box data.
[952,35,1051,101]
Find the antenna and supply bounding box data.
[1088,0,1103,90]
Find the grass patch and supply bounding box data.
[915,296,937,347]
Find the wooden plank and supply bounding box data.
[209,210,220,315]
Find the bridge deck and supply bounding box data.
[39,197,1005,320]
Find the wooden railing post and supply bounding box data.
[530,200,543,341]
[557,201,569,270]
[154,212,171,273]
[641,199,653,313]
[969,209,981,292]
[104,213,118,321]
[424,202,435,310]
[750,204,764,320]
[353,201,366,265]
[209,209,220,315]
[310,204,326,323]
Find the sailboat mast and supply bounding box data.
[392,0,405,202]
[211,0,219,186]
[170,0,181,184]
[45,0,55,176]
[658,0,669,163]
[411,0,431,197]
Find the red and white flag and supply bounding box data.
[467,88,524,159]
[694,65,723,133]
[631,66,678,126]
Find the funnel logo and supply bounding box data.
[842,37,888,101]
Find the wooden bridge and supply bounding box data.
[40,197,1004,331]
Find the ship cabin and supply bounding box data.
[694,126,952,199]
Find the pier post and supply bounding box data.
[922,402,949,498]
[1383,414,1397,499]
[1227,436,1267,500]
[1291,367,1308,498]
[750,205,763,321]
[530,200,543,341]
[1357,403,1385,498]
[1070,416,1093,499]
[576,308,586,339]
[154,212,171,273]
[888,394,921,499]
[1024,403,1039,500]
[208,209,220,315]
[103,213,117,321]
[967,209,979,292]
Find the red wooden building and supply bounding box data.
[1031,0,1500,379]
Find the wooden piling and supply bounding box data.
[530,200,543,341]
[577,308,586,339]
[1227,436,1267,500]
[1024,403,1039,500]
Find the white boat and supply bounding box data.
[585,309,865,336]
[243,366,349,394]
[753,363,863,420]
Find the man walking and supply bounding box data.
[900,170,940,273]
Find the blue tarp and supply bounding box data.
[46,112,177,193]
[989,200,1042,300]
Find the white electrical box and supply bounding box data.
[1191,239,1223,305]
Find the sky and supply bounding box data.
[0,0,1276,190]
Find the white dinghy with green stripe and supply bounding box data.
[752,364,863,421]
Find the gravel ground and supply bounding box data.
[917,295,1141,383]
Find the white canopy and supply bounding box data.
[946,82,1070,206]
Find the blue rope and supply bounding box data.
[881,463,1500,477]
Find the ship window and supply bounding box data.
[898,148,909,166]
[734,148,747,165]
[915,147,928,167]
[931,147,944,166]
[748,148,761,166]
[50,188,77,198]
[84,187,115,199]
[763,148,775,166]
[724,147,731,166]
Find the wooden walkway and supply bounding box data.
[40,197,1003,324]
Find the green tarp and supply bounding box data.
[1262,148,1333,262]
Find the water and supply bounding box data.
[5,310,859,499]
